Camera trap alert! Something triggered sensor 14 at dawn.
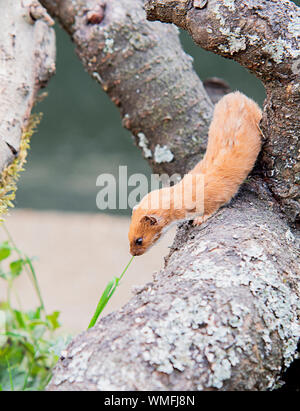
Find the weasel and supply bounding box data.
[128,91,262,256]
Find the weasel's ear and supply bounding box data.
[140,215,159,226]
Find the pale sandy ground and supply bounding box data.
[0,209,176,334]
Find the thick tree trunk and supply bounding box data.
[47,187,299,391]
[36,0,299,390]
[0,0,55,174]
[40,0,214,176]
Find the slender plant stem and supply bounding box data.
[22,364,31,391]
[118,255,135,283]
[6,357,14,391]
[2,223,46,314]
[24,255,46,313]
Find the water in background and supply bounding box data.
[16,25,266,215]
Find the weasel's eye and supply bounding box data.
[135,238,143,246]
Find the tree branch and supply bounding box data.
[40,0,214,176]
[47,188,300,391]
[0,0,55,174]
[145,0,300,223]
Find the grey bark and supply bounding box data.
[37,0,300,391]
[145,0,300,224]
[0,0,55,173]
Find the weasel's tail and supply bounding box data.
[191,91,262,217]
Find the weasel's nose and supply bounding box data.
[130,246,137,256]
[130,247,143,256]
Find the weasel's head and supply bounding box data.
[128,199,167,256]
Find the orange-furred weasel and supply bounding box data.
[128,92,262,256]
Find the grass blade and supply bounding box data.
[87,280,115,329]
[87,256,134,329]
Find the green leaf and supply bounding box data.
[46,311,61,331]
[9,259,24,277]
[28,320,48,328]
[87,280,115,329]
[0,242,11,261]
[0,331,28,340]
[13,310,27,330]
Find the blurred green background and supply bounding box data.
[15,0,299,214]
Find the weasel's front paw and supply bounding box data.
[192,214,211,226]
